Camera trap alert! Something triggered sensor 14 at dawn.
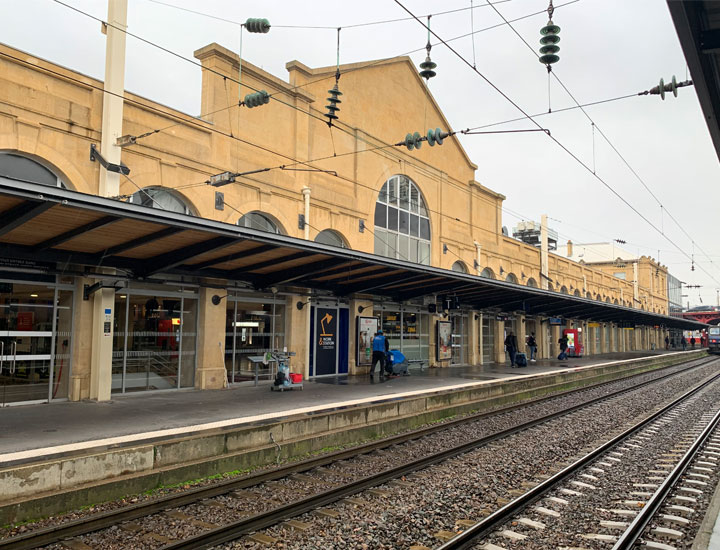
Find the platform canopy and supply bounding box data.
[668,0,720,162]
[0,177,704,330]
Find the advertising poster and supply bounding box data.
[315,307,337,375]
[436,320,452,361]
[357,316,379,366]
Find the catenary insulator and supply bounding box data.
[404,132,423,150]
[244,90,270,108]
[325,84,342,122]
[419,56,437,80]
[539,21,560,66]
[427,128,449,146]
[245,18,271,33]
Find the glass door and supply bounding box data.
[0,283,55,405]
[451,314,464,364]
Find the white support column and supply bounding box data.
[89,284,115,401]
[99,0,128,198]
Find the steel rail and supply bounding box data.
[0,356,713,550]
[435,372,720,550]
[157,362,719,550]
[611,404,720,549]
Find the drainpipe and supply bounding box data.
[540,214,549,290]
[633,261,639,308]
[302,187,311,240]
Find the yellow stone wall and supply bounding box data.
[0,42,666,315]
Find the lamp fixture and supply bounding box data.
[296,300,310,310]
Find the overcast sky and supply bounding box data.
[1,0,718,307]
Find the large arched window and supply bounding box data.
[238,211,283,234]
[0,153,66,188]
[130,187,192,214]
[315,229,348,248]
[526,278,538,288]
[374,175,430,265]
[451,261,467,273]
[505,273,518,284]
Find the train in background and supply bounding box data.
[709,326,720,354]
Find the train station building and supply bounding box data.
[0,35,702,406]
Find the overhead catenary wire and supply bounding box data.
[484,0,720,285]
[394,0,720,288]
[143,0,512,31]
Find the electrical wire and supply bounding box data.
[394,0,720,288]
[143,0,512,31]
[485,0,720,285]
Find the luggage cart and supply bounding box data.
[270,351,302,391]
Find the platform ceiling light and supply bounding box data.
[30,293,38,297]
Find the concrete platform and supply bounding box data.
[1,350,687,458]
[0,349,709,524]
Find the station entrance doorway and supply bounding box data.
[0,279,73,405]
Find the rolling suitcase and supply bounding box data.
[515,352,527,367]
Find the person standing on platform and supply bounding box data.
[681,336,687,351]
[558,334,569,360]
[690,336,696,349]
[664,335,669,350]
[527,332,537,362]
[505,331,518,367]
[370,330,387,380]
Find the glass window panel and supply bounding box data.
[239,212,279,233]
[418,241,431,265]
[398,234,409,261]
[410,214,419,236]
[387,207,398,231]
[419,217,430,240]
[388,177,398,205]
[374,203,386,228]
[378,182,388,203]
[381,311,402,351]
[418,195,428,217]
[410,185,419,213]
[399,177,409,210]
[315,230,346,248]
[399,211,409,234]
[180,298,197,388]
[374,229,387,257]
[386,232,398,258]
[408,237,418,263]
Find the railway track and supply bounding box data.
[2,356,715,550]
[436,372,720,550]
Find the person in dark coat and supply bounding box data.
[505,331,518,367]
[558,335,569,360]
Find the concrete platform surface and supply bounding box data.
[0,350,694,463]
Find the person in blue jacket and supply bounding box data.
[370,330,388,379]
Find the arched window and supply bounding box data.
[595,293,602,301]
[548,282,554,291]
[560,285,568,294]
[315,229,347,248]
[238,211,283,234]
[586,291,592,299]
[451,261,467,273]
[0,153,66,188]
[130,187,192,214]
[526,278,538,288]
[374,175,430,265]
[480,267,495,279]
[505,273,518,284]
[605,297,611,303]
[573,289,581,297]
